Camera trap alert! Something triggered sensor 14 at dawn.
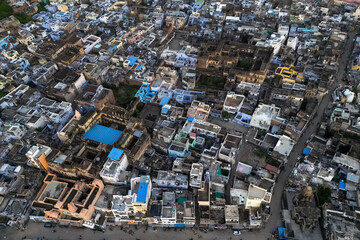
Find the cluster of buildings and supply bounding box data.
[0,0,358,238]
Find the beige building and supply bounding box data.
[245,184,272,209]
[32,174,104,225]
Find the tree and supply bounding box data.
[13,13,33,24]
[221,111,231,119]
[37,1,49,13]
[0,0,13,20]
[317,185,331,206]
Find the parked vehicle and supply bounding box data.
[233,230,241,235]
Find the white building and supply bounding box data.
[218,134,242,164]
[99,148,129,185]
[190,163,203,188]
[250,104,282,131]
[111,195,134,223]
[273,135,295,160]
[81,35,101,54]
[223,92,245,114]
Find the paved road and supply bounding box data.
[3,221,267,240]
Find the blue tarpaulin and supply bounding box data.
[303,147,311,155]
[160,97,170,106]
[162,108,169,114]
[135,64,143,71]
[136,182,148,203]
[108,45,116,51]
[127,56,138,66]
[278,228,286,239]
[187,117,194,121]
[107,148,124,161]
[174,224,185,227]
[339,180,346,190]
[83,124,122,145]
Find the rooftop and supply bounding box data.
[83,124,123,145]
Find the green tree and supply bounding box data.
[13,13,33,24]
[221,111,231,119]
[0,0,13,20]
[37,1,48,13]
[317,185,331,206]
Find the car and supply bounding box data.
[233,230,241,235]
[44,223,52,228]
[297,156,301,161]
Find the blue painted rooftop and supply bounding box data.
[83,124,122,145]
[136,182,148,203]
[107,147,124,161]
[135,64,144,71]
[278,228,286,240]
[339,180,346,190]
[108,45,116,51]
[159,97,170,106]
[127,56,138,66]
[162,108,169,114]
[303,147,311,155]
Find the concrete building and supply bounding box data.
[223,92,245,114]
[273,135,295,161]
[111,195,136,224]
[31,174,104,225]
[99,148,129,185]
[130,176,152,214]
[225,205,239,225]
[218,134,242,164]
[154,171,189,189]
[25,144,52,171]
[245,184,272,209]
[189,163,203,188]
[187,100,211,121]
[250,104,282,131]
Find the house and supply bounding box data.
[223,92,245,114]
[250,104,282,131]
[225,205,239,225]
[190,163,203,188]
[130,176,152,214]
[25,144,52,171]
[272,135,295,161]
[99,148,129,185]
[245,184,272,209]
[154,170,188,189]
[218,134,242,164]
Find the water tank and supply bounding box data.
[344,89,355,103]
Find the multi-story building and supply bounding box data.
[130,176,152,214]
[223,92,245,114]
[187,100,211,121]
[190,163,203,188]
[99,148,129,185]
[31,174,104,226]
[25,144,52,171]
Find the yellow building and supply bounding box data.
[130,176,152,214]
[275,65,303,83]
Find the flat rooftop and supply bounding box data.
[83,124,122,145]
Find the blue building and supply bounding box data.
[135,83,158,103]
